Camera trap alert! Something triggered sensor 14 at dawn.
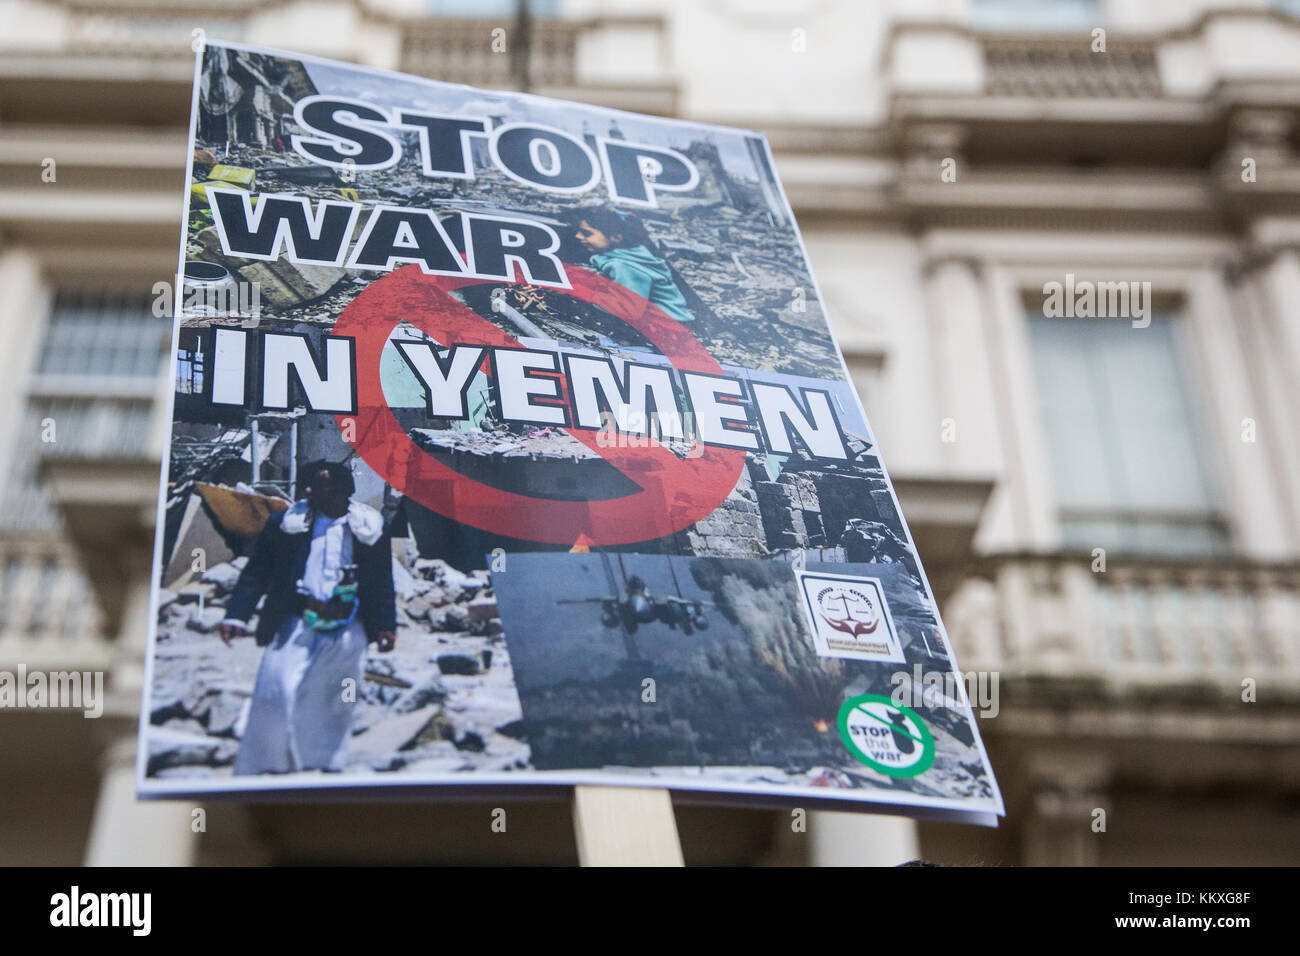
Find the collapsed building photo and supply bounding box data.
[491,552,992,804]
[144,45,950,792]
[150,349,937,783]
[167,311,920,580]
[183,46,844,376]
[166,47,913,575]
[154,366,531,780]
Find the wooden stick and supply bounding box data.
[572,786,684,867]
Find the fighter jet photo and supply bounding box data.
[557,552,715,643]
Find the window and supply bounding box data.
[0,288,168,532]
[971,0,1101,31]
[0,555,20,631]
[427,0,559,16]
[844,353,885,421]
[34,288,167,384]
[177,342,205,396]
[1026,311,1227,557]
[25,558,61,633]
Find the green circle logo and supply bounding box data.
[837,694,935,778]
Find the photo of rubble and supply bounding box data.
[149,545,529,781]
[147,335,946,787]
[143,395,973,798]
[183,45,844,380]
[492,552,997,809]
[137,42,1001,818]
[172,319,902,568]
[148,360,917,778]
[147,424,533,780]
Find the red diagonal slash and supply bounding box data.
[333,264,746,546]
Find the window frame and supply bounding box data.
[969,253,1253,557]
[1021,300,1230,557]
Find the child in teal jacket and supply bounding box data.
[573,208,697,323]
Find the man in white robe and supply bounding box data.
[220,461,396,774]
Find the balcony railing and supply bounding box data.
[0,538,108,670]
[400,18,579,89]
[40,3,583,90]
[983,35,1162,99]
[946,554,1300,693]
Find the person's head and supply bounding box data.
[572,207,649,255]
[302,460,355,518]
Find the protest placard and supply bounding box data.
[139,40,1003,825]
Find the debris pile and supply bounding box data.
[740,453,924,584]
[679,465,766,556]
[188,62,844,380]
[146,554,530,778]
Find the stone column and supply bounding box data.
[0,250,50,499]
[809,811,920,867]
[1187,267,1293,558]
[1257,249,1300,404]
[84,734,199,867]
[923,255,1004,477]
[84,551,202,865]
[1247,248,1300,544]
[1021,752,1110,867]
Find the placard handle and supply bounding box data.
[572,786,684,867]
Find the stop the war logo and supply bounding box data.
[795,570,904,663]
[837,695,935,778]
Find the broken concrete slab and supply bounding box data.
[200,561,242,593]
[436,652,488,676]
[185,606,226,634]
[350,706,446,766]
[236,258,347,309]
[465,595,497,622]
[393,674,448,714]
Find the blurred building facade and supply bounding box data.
[0,0,1297,865]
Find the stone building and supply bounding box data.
[0,0,1297,865]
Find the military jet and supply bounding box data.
[559,573,713,636]
[558,554,715,644]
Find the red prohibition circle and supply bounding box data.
[332,264,746,546]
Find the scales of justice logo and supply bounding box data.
[795,570,904,663]
[814,583,880,637]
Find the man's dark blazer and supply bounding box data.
[225,508,397,646]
